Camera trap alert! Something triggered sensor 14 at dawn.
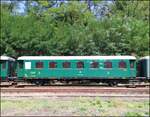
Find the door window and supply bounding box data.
[130,60,135,68]
[18,60,23,69]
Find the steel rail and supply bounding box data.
[1,93,149,98]
[1,87,149,94]
[0,83,149,88]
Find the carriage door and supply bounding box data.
[8,61,15,77]
[129,60,135,77]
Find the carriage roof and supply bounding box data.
[18,56,136,60]
[140,56,149,60]
[0,56,15,61]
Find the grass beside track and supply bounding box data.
[1,97,149,116]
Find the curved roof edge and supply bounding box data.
[0,56,15,61]
[140,56,150,60]
[18,56,136,60]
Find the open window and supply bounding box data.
[119,61,126,68]
[77,61,84,69]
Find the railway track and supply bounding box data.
[1,82,150,88]
[1,87,149,94]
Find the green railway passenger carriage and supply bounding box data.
[17,56,136,85]
[0,56,15,81]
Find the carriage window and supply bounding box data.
[63,62,70,68]
[2,62,6,69]
[36,62,43,68]
[49,62,57,68]
[77,61,84,68]
[104,61,112,68]
[18,60,23,69]
[130,60,135,68]
[90,62,99,68]
[119,61,126,68]
[25,62,31,69]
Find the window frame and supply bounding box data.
[18,60,24,69]
[90,61,99,69]
[1,61,6,69]
[104,61,112,69]
[77,61,84,69]
[118,60,127,69]
[35,62,43,69]
[49,62,57,69]
[129,60,135,69]
[63,62,71,69]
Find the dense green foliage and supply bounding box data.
[0,1,149,57]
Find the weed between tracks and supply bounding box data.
[1,97,149,116]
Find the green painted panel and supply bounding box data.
[0,61,8,80]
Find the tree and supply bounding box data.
[0,0,149,57]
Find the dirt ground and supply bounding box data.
[1,96,149,116]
